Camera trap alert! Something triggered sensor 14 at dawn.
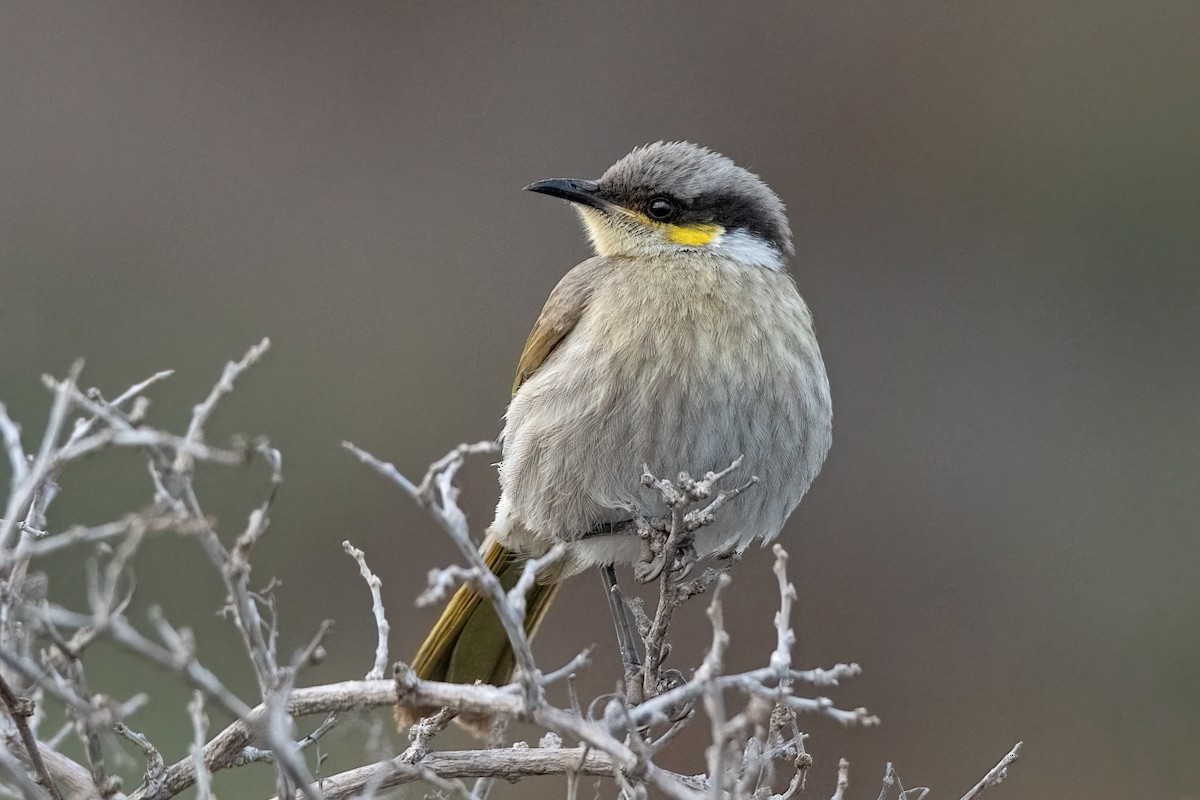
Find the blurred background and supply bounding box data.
[1,2,1197,798]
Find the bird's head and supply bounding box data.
[525,141,792,270]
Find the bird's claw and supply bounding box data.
[635,528,697,584]
[635,551,666,583]
[668,536,697,581]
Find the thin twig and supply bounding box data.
[131,680,394,800]
[188,692,214,800]
[342,542,390,680]
[175,338,270,474]
[0,744,50,800]
[344,441,544,708]
[959,742,1022,800]
[114,722,165,796]
[698,575,732,800]
[277,748,621,800]
[831,758,849,800]
[108,371,176,409]
[30,514,195,560]
[0,404,27,493]
[0,674,63,800]
[0,347,1004,800]
[0,360,81,558]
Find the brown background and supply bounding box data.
[1,3,1198,798]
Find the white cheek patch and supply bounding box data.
[712,228,785,270]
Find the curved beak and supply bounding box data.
[524,178,609,212]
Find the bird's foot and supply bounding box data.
[668,533,697,581]
[634,519,696,584]
[634,516,670,583]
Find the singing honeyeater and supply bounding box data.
[410,141,831,693]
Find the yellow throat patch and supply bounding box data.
[663,222,723,247]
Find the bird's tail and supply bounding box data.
[398,539,559,729]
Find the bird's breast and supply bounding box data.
[494,257,831,569]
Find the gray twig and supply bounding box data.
[277,748,623,800]
[114,722,164,797]
[0,674,63,800]
[343,440,545,709]
[188,692,214,800]
[0,349,1023,800]
[342,541,390,680]
[175,338,270,474]
[0,744,51,800]
[831,758,849,800]
[0,404,28,494]
[959,742,1022,800]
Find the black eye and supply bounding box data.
[647,197,676,221]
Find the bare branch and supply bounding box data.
[344,440,545,709]
[340,442,419,496]
[52,428,245,468]
[417,565,479,607]
[175,338,270,474]
[0,743,51,800]
[634,460,751,706]
[698,574,732,798]
[0,403,27,493]
[131,680,395,800]
[414,441,501,500]
[0,673,63,800]
[107,371,175,410]
[29,514,195,560]
[394,667,704,800]
[342,542,390,680]
[0,348,1022,800]
[831,758,849,800]
[770,544,797,678]
[279,748,622,800]
[399,707,456,765]
[0,360,81,557]
[959,742,1022,800]
[113,723,164,797]
[188,692,214,800]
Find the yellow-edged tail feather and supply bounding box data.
[400,541,560,729]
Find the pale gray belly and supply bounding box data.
[494,276,831,568]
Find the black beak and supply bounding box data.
[524,178,609,212]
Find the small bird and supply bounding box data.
[410,142,831,693]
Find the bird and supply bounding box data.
[408,141,832,700]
